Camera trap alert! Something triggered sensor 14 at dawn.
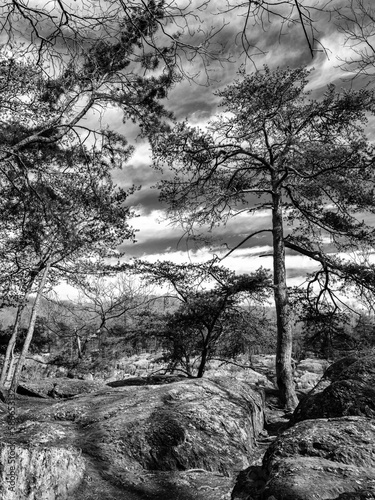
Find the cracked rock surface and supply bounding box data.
[232,352,375,500]
[1,376,264,499]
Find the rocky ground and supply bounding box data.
[232,351,375,500]
[1,375,264,499]
[1,352,373,499]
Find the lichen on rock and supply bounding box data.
[0,376,264,499]
[232,353,375,500]
[0,441,85,500]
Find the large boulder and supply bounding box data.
[294,358,330,392]
[0,420,85,500]
[291,353,375,425]
[106,374,188,387]
[1,377,264,500]
[232,353,375,500]
[232,417,375,500]
[18,377,107,398]
[296,358,330,374]
[291,379,375,423]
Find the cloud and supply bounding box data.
[120,238,323,288]
[118,206,275,263]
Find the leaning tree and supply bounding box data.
[0,0,217,396]
[0,121,135,393]
[150,66,375,409]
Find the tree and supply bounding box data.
[350,310,375,350]
[40,298,100,362]
[0,0,230,163]
[336,0,375,80]
[161,301,274,377]
[0,0,337,179]
[294,293,375,359]
[0,0,334,73]
[67,271,156,357]
[126,259,272,377]
[0,120,135,393]
[217,0,333,59]
[297,301,352,359]
[0,0,220,395]
[150,66,375,409]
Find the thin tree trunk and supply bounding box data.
[10,261,51,393]
[76,334,83,359]
[197,342,209,378]
[272,185,298,411]
[0,304,23,390]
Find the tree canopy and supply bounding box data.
[2,0,375,406]
[150,66,375,408]
[123,259,272,377]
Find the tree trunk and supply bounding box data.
[0,304,23,391]
[10,262,51,393]
[197,343,209,378]
[76,334,83,359]
[272,185,298,411]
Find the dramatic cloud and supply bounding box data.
[17,0,368,290]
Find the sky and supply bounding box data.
[37,0,375,300]
[78,0,374,293]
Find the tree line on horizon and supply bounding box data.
[0,270,374,380]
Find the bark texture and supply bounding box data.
[272,185,298,410]
[10,262,50,392]
[0,305,23,389]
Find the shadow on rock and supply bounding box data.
[1,377,265,499]
[231,352,375,500]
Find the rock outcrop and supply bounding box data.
[248,355,329,392]
[18,378,107,398]
[291,352,375,425]
[232,352,375,500]
[0,423,85,500]
[232,417,375,500]
[293,358,330,392]
[1,376,264,500]
[260,417,375,500]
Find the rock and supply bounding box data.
[291,353,375,425]
[17,385,50,398]
[294,371,321,391]
[231,465,268,499]
[2,377,264,499]
[263,456,375,500]
[329,354,375,386]
[262,417,375,500]
[47,383,63,399]
[53,377,263,475]
[106,376,149,387]
[250,355,276,375]
[292,379,375,424]
[323,355,359,381]
[232,417,375,500]
[296,358,329,374]
[0,423,85,500]
[72,465,235,500]
[263,417,375,470]
[107,374,187,387]
[294,358,329,392]
[247,356,331,393]
[231,353,375,500]
[18,378,107,399]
